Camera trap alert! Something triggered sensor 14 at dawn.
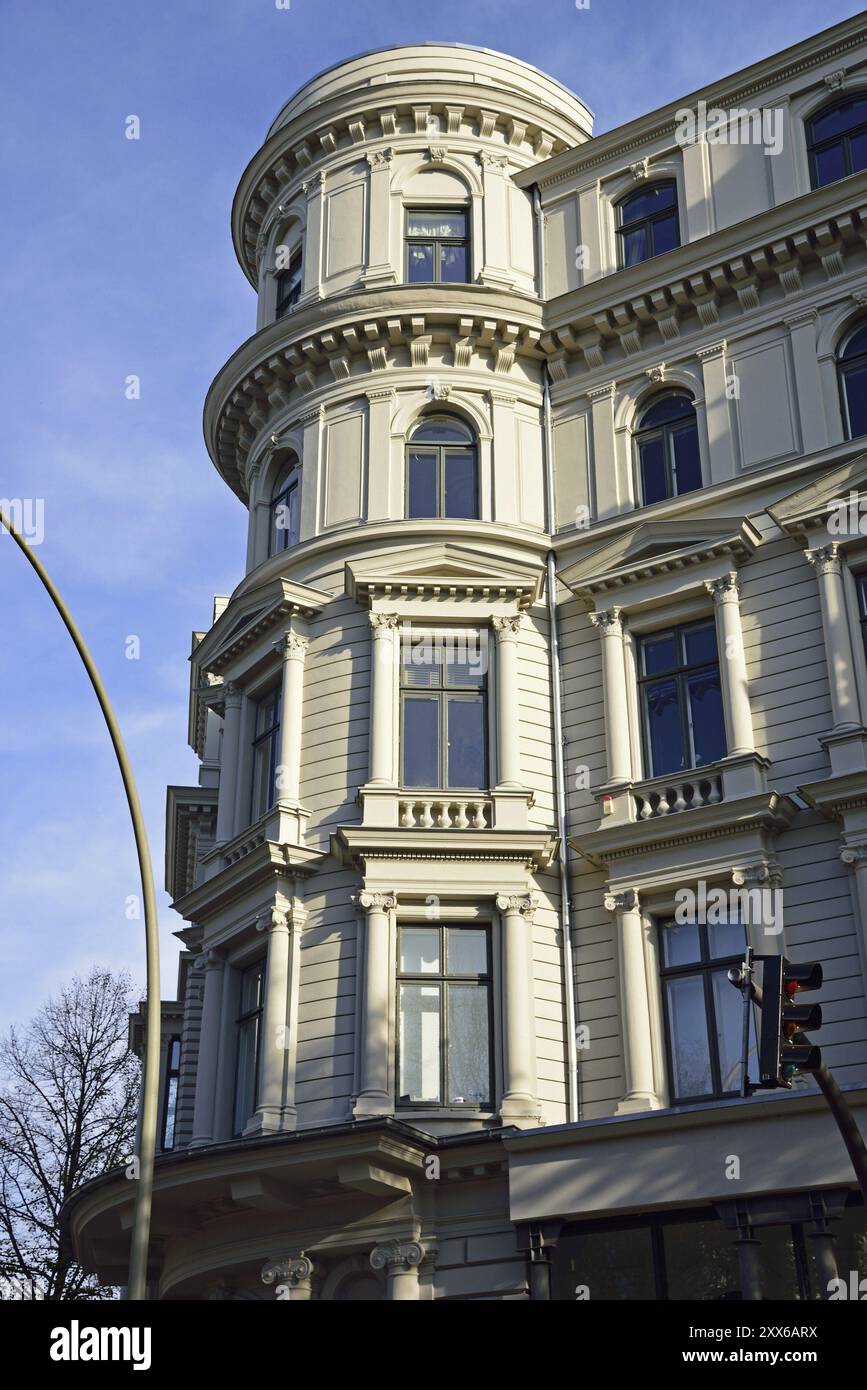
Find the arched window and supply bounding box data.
[269,457,300,554]
[406,417,478,519]
[635,393,701,506]
[838,322,867,440]
[616,181,680,268]
[807,95,867,188]
[275,244,303,319]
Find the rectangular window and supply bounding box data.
[396,924,492,1108]
[405,208,469,284]
[276,246,303,318]
[250,686,281,822]
[233,960,264,1135]
[400,632,487,789]
[160,1036,181,1151]
[659,916,756,1103]
[637,620,725,778]
[856,574,867,662]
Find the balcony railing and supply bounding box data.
[633,773,724,820]
[398,796,493,829]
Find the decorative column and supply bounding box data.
[300,170,326,302]
[477,152,513,288]
[604,889,660,1114]
[190,951,226,1147]
[496,894,540,1124]
[840,843,867,992]
[806,544,862,732]
[353,891,397,1117]
[215,682,243,846]
[588,382,619,518]
[246,908,293,1136]
[785,310,828,454]
[362,149,396,288]
[366,388,397,521]
[368,614,400,786]
[276,631,308,805]
[705,573,755,757]
[697,340,737,485]
[262,1253,316,1301]
[370,1240,424,1300]
[493,615,523,789]
[589,609,632,786]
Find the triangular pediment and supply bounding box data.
[345,542,545,606]
[560,517,762,596]
[767,450,867,537]
[194,574,330,674]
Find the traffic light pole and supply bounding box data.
[736,969,867,1207]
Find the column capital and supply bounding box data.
[365,147,394,168]
[604,888,640,914]
[353,890,397,914]
[278,630,309,661]
[696,338,728,362]
[492,613,523,642]
[589,606,624,637]
[261,1253,315,1288]
[477,151,509,173]
[369,612,401,635]
[222,680,243,709]
[841,843,867,867]
[369,1239,425,1274]
[805,543,842,577]
[588,380,617,401]
[302,169,327,197]
[193,948,225,972]
[495,892,536,920]
[705,571,740,604]
[255,907,290,935]
[732,861,782,889]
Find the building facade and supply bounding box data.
[69,16,867,1300]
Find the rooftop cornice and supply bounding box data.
[539,171,867,380]
[204,284,545,499]
[517,13,867,192]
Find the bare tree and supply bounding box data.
[0,968,140,1299]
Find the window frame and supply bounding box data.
[807,95,867,190]
[160,1035,182,1151]
[399,629,489,791]
[268,461,301,555]
[404,417,478,520]
[404,205,471,284]
[233,959,265,1137]
[637,619,725,778]
[615,179,681,269]
[837,322,867,441]
[395,921,494,1111]
[634,391,701,505]
[249,683,282,823]
[657,916,755,1106]
[275,245,303,318]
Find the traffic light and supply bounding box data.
[757,955,823,1088]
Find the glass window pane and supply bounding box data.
[447,928,488,976]
[810,98,867,142]
[661,920,702,967]
[255,692,279,735]
[644,676,684,775]
[640,393,694,428]
[639,434,668,503]
[445,635,486,689]
[842,324,867,360]
[168,1038,181,1070]
[843,362,867,438]
[447,985,490,1105]
[551,1227,656,1301]
[686,668,726,767]
[850,128,867,176]
[403,697,439,787]
[240,962,264,1013]
[666,974,713,1098]
[446,697,485,788]
[650,211,680,255]
[408,212,467,238]
[712,968,756,1094]
[251,736,277,819]
[411,419,473,444]
[403,635,441,687]
[407,243,434,281]
[707,917,747,960]
[622,225,648,266]
[663,1219,741,1301]
[440,243,468,283]
[621,183,676,224]
[813,141,846,187]
[671,420,701,494]
[407,450,438,517]
[233,1016,259,1133]
[162,1076,178,1149]
[398,983,441,1103]
[641,633,677,675]
[399,927,440,975]
[443,450,477,517]
[683,623,717,666]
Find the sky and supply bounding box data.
[0,0,864,1029]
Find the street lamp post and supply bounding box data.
[1,508,160,1300]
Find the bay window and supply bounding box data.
[396,923,492,1108]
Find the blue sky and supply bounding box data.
[0,0,863,1027]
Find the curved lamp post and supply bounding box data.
[1,508,160,1300]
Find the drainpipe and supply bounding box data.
[533,185,579,1122]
